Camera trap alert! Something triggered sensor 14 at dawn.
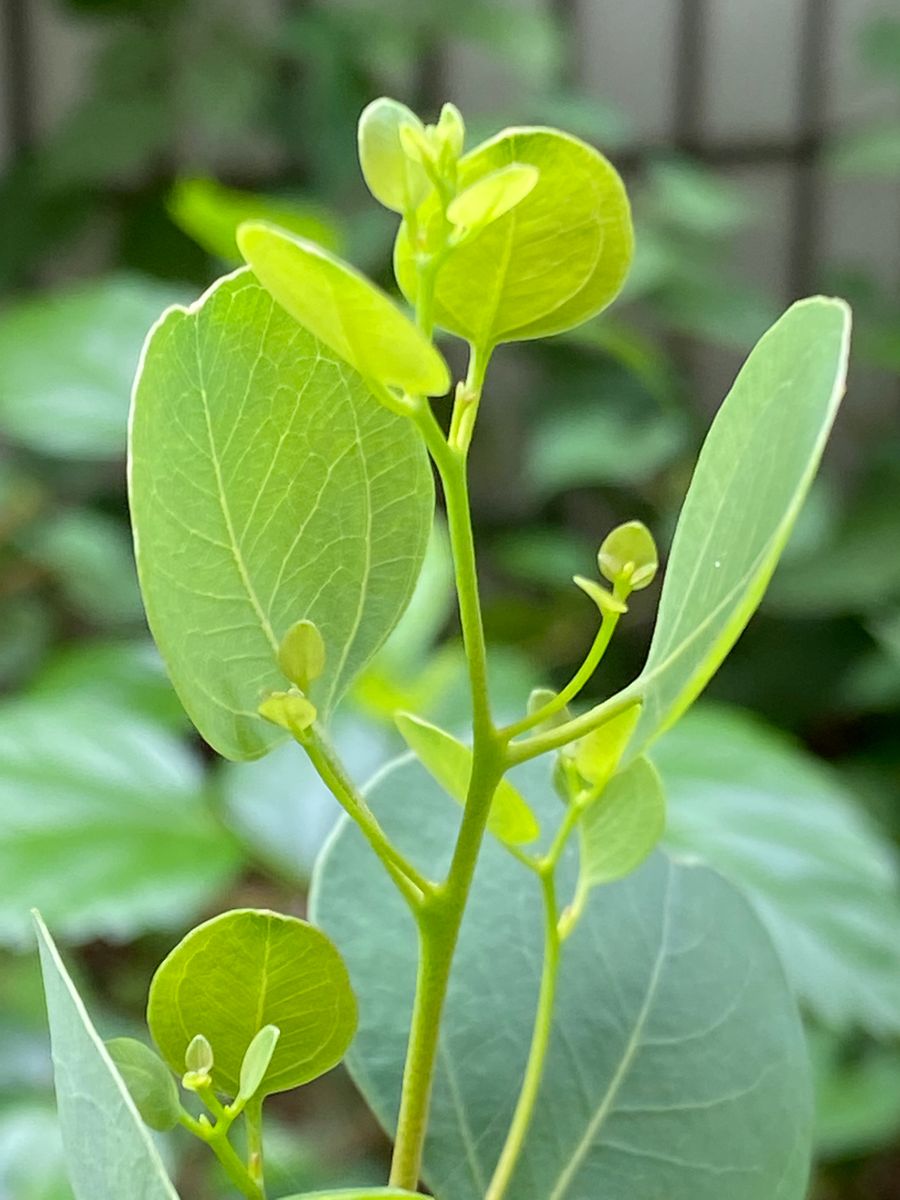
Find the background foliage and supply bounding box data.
[1,2,900,1197]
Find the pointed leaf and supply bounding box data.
[312,756,812,1200]
[129,269,433,760]
[395,127,633,347]
[578,756,666,887]
[147,909,357,1098]
[395,712,539,846]
[238,222,449,396]
[632,297,851,753]
[34,914,180,1200]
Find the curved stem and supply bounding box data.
[485,871,561,1200]
[180,1112,264,1200]
[502,609,623,742]
[302,725,433,908]
[507,681,643,767]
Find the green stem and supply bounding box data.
[484,871,561,1200]
[502,609,623,741]
[506,681,642,767]
[302,725,433,908]
[180,1112,264,1200]
[245,1097,266,1197]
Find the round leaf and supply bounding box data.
[578,756,666,887]
[105,1038,181,1133]
[357,97,430,213]
[394,127,633,348]
[147,909,357,1098]
[312,756,812,1200]
[237,222,450,396]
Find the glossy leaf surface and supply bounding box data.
[35,915,180,1200]
[395,127,632,347]
[147,909,357,1097]
[129,269,433,760]
[0,697,238,948]
[313,756,812,1200]
[632,297,851,753]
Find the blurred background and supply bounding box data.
[2,1,900,1197]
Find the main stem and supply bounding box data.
[389,433,503,1190]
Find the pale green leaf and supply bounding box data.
[279,1192,419,1199]
[0,276,183,459]
[237,222,449,395]
[0,697,239,948]
[631,297,851,753]
[574,703,641,787]
[578,757,665,887]
[656,705,900,1035]
[357,97,430,213]
[34,913,180,1200]
[129,269,433,760]
[394,712,539,846]
[147,909,357,1098]
[278,619,326,692]
[312,756,812,1200]
[447,163,539,231]
[395,127,633,348]
[105,1038,181,1132]
[238,1024,281,1103]
[168,176,341,262]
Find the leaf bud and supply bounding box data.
[598,521,658,591]
[238,1025,281,1104]
[277,618,325,692]
[258,689,317,738]
[358,97,430,214]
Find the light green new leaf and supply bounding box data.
[147,909,357,1098]
[447,163,539,231]
[0,697,239,948]
[357,97,431,213]
[0,275,183,459]
[168,176,341,262]
[632,297,851,753]
[395,127,632,348]
[129,269,433,760]
[656,705,900,1035]
[579,756,666,887]
[312,756,812,1200]
[105,1038,181,1132]
[395,712,539,846]
[237,222,450,396]
[34,914,180,1200]
[574,702,641,787]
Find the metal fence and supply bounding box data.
[1,0,898,308]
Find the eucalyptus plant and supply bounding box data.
[35,97,851,1200]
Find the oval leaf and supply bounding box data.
[632,297,852,754]
[105,1038,181,1132]
[238,1024,281,1103]
[395,712,539,846]
[237,222,450,396]
[656,704,900,1035]
[34,914,180,1200]
[312,757,812,1200]
[578,756,666,888]
[129,269,434,760]
[395,127,633,348]
[147,908,357,1098]
[357,97,430,213]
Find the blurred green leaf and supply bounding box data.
[830,123,900,176]
[0,1101,71,1200]
[169,177,341,263]
[656,705,900,1034]
[811,1029,900,1159]
[644,159,754,237]
[29,639,186,729]
[148,909,357,1098]
[0,276,183,460]
[104,1038,181,1133]
[0,698,239,947]
[0,595,55,689]
[19,509,142,625]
